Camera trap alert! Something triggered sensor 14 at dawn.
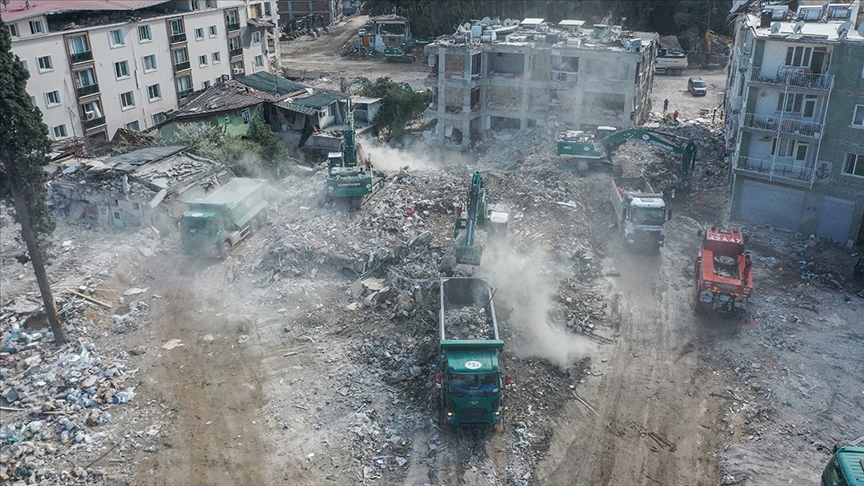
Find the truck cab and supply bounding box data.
[624,196,668,247]
[181,209,225,257]
[440,346,505,425]
[821,445,864,486]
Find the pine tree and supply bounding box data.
[0,17,67,344]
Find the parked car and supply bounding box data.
[688,77,707,96]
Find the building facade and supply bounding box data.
[422,19,657,148]
[3,0,279,148]
[724,1,864,246]
[276,0,342,27]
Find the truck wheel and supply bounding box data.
[249,218,259,235]
[218,241,231,260]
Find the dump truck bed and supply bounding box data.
[439,277,500,343]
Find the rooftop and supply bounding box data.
[235,72,309,100]
[0,0,170,22]
[738,2,864,42]
[173,81,277,120]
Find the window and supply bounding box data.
[252,31,261,45]
[125,120,141,131]
[138,24,152,42]
[191,0,200,10]
[853,105,864,127]
[229,36,241,51]
[843,153,864,177]
[109,29,125,47]
[209,25,217,37]
[68,35,89,54]
[778,93,804,114]
[793,141,808,162]
[21,60,28,72]
[9,23,19,37]
[114,60,130,79]
[264,2,271,16]
[82,101,102,120]
[202,80,211,89]
[53,125,68,138]
[29,20,44,34]
[152,112,167,125]
[254,55,264,68]
[75,69,96,88]
[241,108,251,124]
[120,91,136,109]
[143,54,158,72]
[177,75,192,93]
[37,55,53,71]
[45,90,61,106]
[206,0,216,7]
[226,9,238,24]
[785,46,812,67]
[249,3,262,18]
[212,51,221,63]
[195,27,204,40]
[147,83,162,101]
[170,19,184,35]
[199,54,208,66]
[30,95,37,108]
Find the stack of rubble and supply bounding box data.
[444,308,492,340]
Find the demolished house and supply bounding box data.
[49,146,233,233]
[423,17,658,148]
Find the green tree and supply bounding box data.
[364,77,431,141]
[246,120,291,176]
[0,17,67,343]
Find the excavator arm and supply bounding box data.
[455,172,487,266]
[600,128,696,190]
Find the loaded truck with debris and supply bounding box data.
[655,47,688,75]
[181,178,270,259]
[694,226,753,314]
[610,177,670,250]
[436,277,509,426]
[820,436,864,486]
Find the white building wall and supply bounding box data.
[7,0,277,143]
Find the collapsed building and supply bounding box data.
[423,18,659,148]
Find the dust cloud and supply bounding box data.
[484,249,597,369]
[360,136,476,171]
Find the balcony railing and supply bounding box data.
[736,156,814,183]
[77,84,99,97]
[229,48,243,58]
[750,67,834,91]
[227,22,241,32]
[742,113,823,139]
[69,51,93,64]
[84,116,106,130]
[170,32,187,44]
[178,88,193,99]
[174,61,191,72]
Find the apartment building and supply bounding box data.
[276,0,342,26]
[422,19,657,148]
[724,1,864,246]
[2,0,279,147]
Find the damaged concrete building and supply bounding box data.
[423,18,658,147]
[50,146,232,233]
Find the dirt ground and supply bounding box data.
[2,18,863,486]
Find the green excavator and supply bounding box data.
[556,127,697,190]
[325,98,385,209]
[454,172,510,266]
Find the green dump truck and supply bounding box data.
[180,178,270,259]
[822,442,864,486]
[436,277,509,426]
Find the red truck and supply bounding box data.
[694,227,753,314]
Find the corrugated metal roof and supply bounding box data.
[235,72,309,99]
[275,101,318,116]
[173,81,275,120]
[291,90,349,108]
[1,0,170,22]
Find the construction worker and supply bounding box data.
[663,98,669,113]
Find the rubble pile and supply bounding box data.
[443,308,492,340]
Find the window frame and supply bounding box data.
[9,23,19,37]
[37,55,53,72]
[114,60,131,79]
[198,54,208,67]
[53,124,68,138]
[241,108,251,124]
[842,153,864,177]
[143,54,158,72]
[852,105,864,128]
[191,0,200,10]
[147,83,162,101]
[125,120,141,131]
[152,112,167,125]
[254,54,264,68]
[109,29,125,47]
[195,27,205,40]
[21,60,28,71]
[45,90,61,107]
[29,20,44,34]
[138,24,152,43]
[208,25,218,37]
[212,51,221,64]
[252,31,262,45]
[120,91,136,110]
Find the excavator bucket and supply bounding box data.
[455,245,483,266]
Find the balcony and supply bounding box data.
[227,22,241,32]
[735,156,814,184]
[84,116,106,130]
[741,113,823,140]
[178,88,193,99]
[174,61,191,72]
[750,67,833,91]
[229,48,243,58]
[76,84,99,97]
[170,32,187,44]
[69,51,93,64]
